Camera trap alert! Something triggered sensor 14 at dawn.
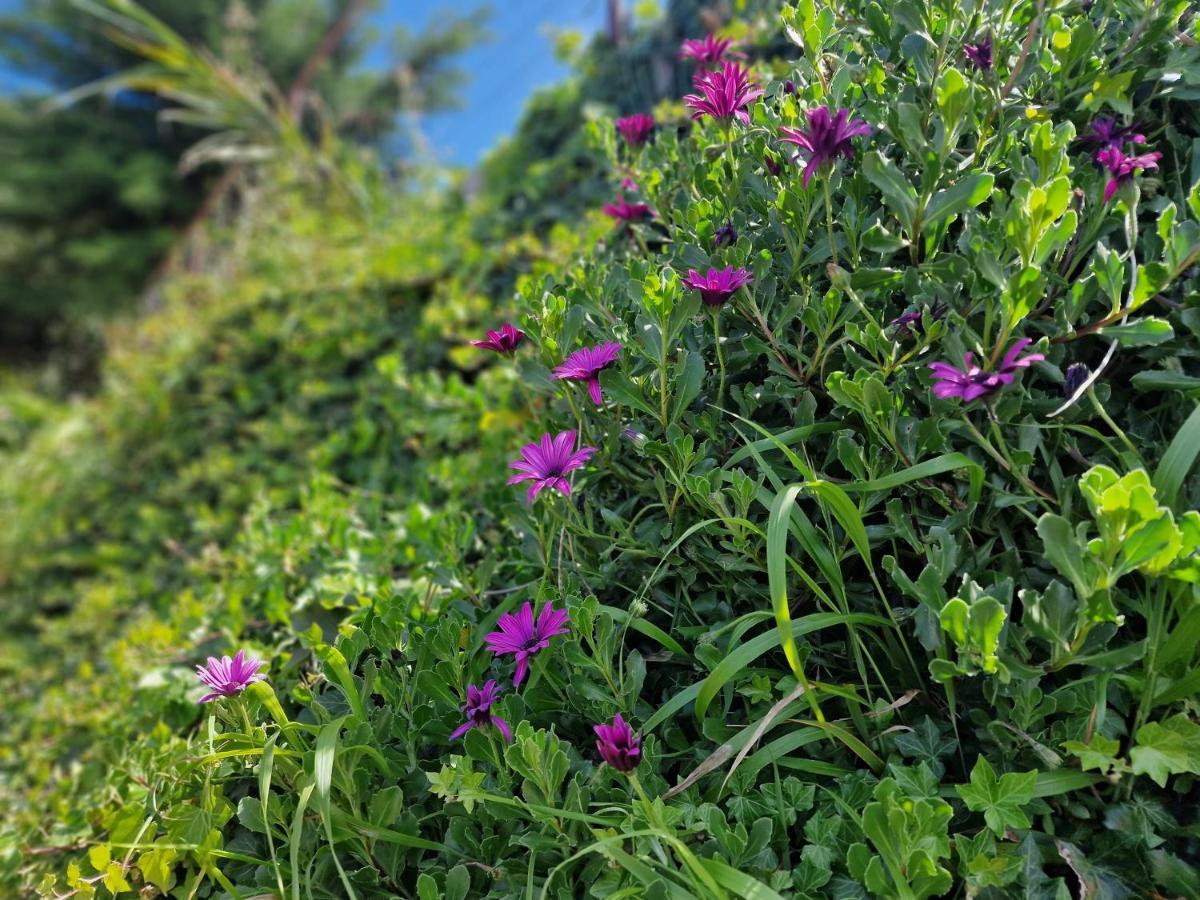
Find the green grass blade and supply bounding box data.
[693,613,888,721]
[839,451,985,505]
[601,604,690,658]
[697,857,787,900]
[314,718,357,900]
[1152,403,1200,510]
[259,733,285,899]
[289,781,315,900]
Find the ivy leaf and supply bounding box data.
[956,756,1038,836]
[1129,716,1200,788]
[1062,734,1121,774]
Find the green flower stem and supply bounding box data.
[959,413,1054,512]
[237,695,256,738]
[711,309,726,410]
[626,771,660,825]
[822,176,838,266]
[1088,388,1141,462]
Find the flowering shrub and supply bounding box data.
[5,0,1200,897]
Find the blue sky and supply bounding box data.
[0,0,605,165]
[380,2,605,164]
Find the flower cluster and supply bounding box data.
[679,34,737,65]
[507,430,596,501]
[615,114,655,147]
[554,341,622,406]
[1081,116,1159,202]
[485,601,571,687]
[684,61,763,125]
[594,714,642,772]
[928,339,1045,403]
[1096,145,1161,203]
[963,36,993,71]
[682,266,753,307]
[779,106,872,186]
[195,650,267,703]
[449,680,512,742]
[470,322,525,354]
[603,196,653,223]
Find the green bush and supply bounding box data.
[4,0,1200,897]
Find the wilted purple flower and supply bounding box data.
[764,154,782,177]
[679,34,737,65]
[928,338,1045,402]
[470,323,525,354]
[779,106,872,186]
[682,266,753,307]
[603,197,653,223]
[889,302,947,338]
[783,79,797,95]
[594,714,642,772]
[1096,145,1162,202]
[1079,117,1145,154]
[713,222,738,247]
[449,680,512,743]
[196,650,267,703]
[553,341,622,405]
[1063,362,1091,398]
[485,601,571,687]
[684,62,764,126]
[963,36,993,71]
[507,430,596,502]
[615,114,655,147]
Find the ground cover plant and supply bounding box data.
[3,0,1200,897]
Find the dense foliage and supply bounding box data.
[3,0,1200,897]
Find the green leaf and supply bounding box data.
[924,174,994,227]
[136,845,178,893]
[864,151,918,228]
[1096,317,1174,347]
[1062,735,1121,773]
[955,756,1038,836]
[313,644,366,722]
[1130,716,1200,787]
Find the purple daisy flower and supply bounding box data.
[684,61,764,126]
[889,301,947,338]
[553,341,622,405]
[1079,116,1145,154]
[713,222,738,247]
[507,430,596,502]
[470,323,525,354]
[195,650,267,703]
[615,114,655,147]
[603,197,653,223]
[485,601,571,687]
[679,34,737,65]
[779,106,873,187]
[1096,145,1162,202]
[963,36,993,71]
[449,680,512,743]
[594,714,642,772]
[682,266,753,307]
[928,338,1045,402]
